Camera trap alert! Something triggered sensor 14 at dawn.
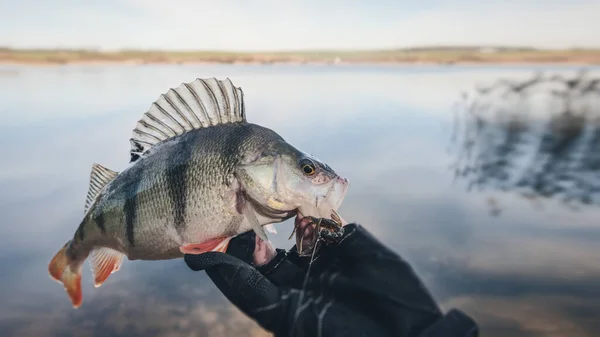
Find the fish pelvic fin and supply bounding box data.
[90,247,125,288]
[48,241,83,309]
[180,236,233,254]
[129,77,246,163]
[85,163,119,214]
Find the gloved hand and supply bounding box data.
[184,217,479,337]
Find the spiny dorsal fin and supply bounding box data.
[85,163,119,213]
[129,77,246,163]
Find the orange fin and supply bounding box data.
[48,241,83,308]
[180,237,233,254]
[90,247,125,288]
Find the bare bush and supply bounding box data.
[450,69,600,212]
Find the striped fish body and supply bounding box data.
[75,122,284,261]
[48,78,350,309]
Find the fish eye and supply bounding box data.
[299,159,316,176]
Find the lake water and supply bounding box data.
[1,63,599,337]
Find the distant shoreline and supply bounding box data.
[1,47,600,66]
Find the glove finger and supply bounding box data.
[220,231,310,288]
[334,223,405,261]
[254,248,310,289]
[219,230,280,267]
[185,252,285,325]
[332,224,442,316]
[223,230,256,264]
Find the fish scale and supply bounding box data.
[48,77,350,309]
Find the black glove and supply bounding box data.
[184,223,479,337]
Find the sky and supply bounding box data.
[1,0,599,51]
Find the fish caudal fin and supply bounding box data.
[129,77,246,163]
[180,237,233,254]
[90,247,125,288]
[48,241,83,308]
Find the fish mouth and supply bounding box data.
[328,176,349,210]
[245,176,349,225]
[299,176,350,220]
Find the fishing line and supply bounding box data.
[288,212,343,335]
[289,223,320,336]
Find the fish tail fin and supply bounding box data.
[48,241,83,308]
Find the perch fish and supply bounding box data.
[48,77,349,308]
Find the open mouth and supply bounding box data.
[305,176,350,218]
[292,209,345,256]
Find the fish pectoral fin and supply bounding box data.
[180,236,233,255]
[241,203,270,242]
[90,247,125,288]
[264,224,277,235]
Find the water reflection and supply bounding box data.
[451,69,600,213]
[1,64,599,337]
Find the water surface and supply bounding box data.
[1,63,599,337]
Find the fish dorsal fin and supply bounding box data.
[129,77,246,162]
[85,163,119,213]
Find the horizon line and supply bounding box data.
[3,45,600,53]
